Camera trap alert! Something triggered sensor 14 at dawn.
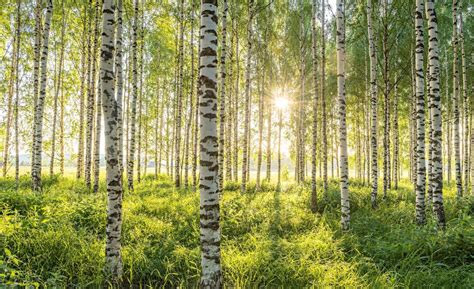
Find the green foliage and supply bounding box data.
[0,175,472,287]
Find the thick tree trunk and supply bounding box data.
[31,0,53,191]
[426,0,446,229]
[100,0,123,279]
[198,1,222,286]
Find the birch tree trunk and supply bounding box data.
[336,0,349,231]
[85,0,100,188]
[93,77,102,193]
[31,0,42,174]
[218,0,228,193]
[233,20,239,182]
[414,0,426,225]
[192,10,200,188]
[382,0,391,197]
[31,0,53,191]
[459,2,468,195]
[3,5,19,178]
[13,0,21,184]
[241,0,254,193]
[198,1,222,286]
[321,0,328,193]
[51,3,66,176]
[367,0,378,208]
[127,0,139,191]
[174,0,185,187]
[311,0,318,212]
[425,0,446,229]
[115,0,124,178]
[452,0,462,198]
[100,0,123,279]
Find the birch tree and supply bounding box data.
[99,0,123,279]
[31,0,53,191]
[414,0,426,225]
[336,0,350,231]
[198,0,222,286]
[367,0,378,209]
[425,0,445,229]
[452,0,462,198]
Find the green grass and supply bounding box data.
[0,173,472,288]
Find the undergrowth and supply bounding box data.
[0,174,472,288]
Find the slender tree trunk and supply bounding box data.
[31,0,53,191]
[3,8,19,178]
[192,11,200,187]
[137,18,144,184]
[184,8,195,187]
[367,0,378,208]
[225,21,233,182]
[459,3,468,194]
[382,0,391,197]
[154,79,160,179]
[265,80,272,182]
[158,83,165,176]
[256,60,264,190]
[426,0,446,229]
[310,0,318,212]
[336,0,349,231]
[127,0,139,191]
[218,0,228,193]
[241,0,253,193]
[93,76,102,192]
[85,0,100,188]
[100,0,123,279]
[174,0,185,187]
[277,110,282,191]
[321,0,328,194]
[13,0,21,185]
[115,0,124,178]
[31,0,42,174]
[233,20,239,182]
[59,0,65,175]
[50,54,59,176]
[198,1,222,286]
[393,66,399,190]
[452,0,462,198]
[415,0,426,225]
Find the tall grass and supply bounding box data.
[0,174,472,287]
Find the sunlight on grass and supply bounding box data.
[0,173,472,287]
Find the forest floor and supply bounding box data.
[0,173,473,288]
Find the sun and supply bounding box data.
[275,97,289,110]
